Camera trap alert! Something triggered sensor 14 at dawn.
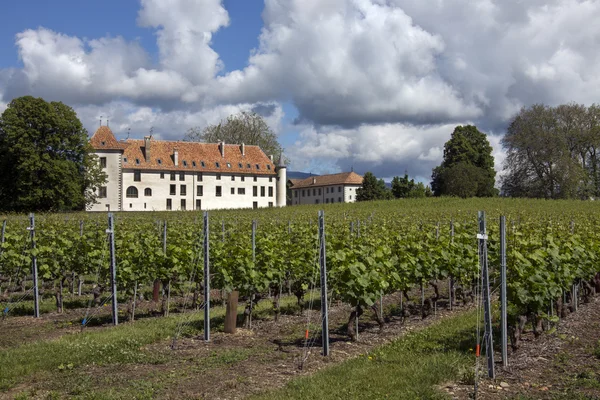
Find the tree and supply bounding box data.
[356,172,391,201]
[501,104,586,199]
[0,96,106,212]
[391,174,433,198]
[184,111,285,160]
[431,125,497,197]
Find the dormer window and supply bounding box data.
[101,141,106,146]
[157,159,162,165]
[201,161,205,167]
[247,163,251,168]
[256,164,260,170]
[135,158,140,165]
[226,162,231,168]
[216,162,221,168]
[267,165,271,170]
[192,161,196,167]
[183,160,188,167]
[238,162,243,168]
[123,157,128,163]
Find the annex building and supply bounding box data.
[288,172,363,205]
[88,126,286,212]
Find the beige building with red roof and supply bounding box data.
[89,126,286,211]
[288,172,363,205]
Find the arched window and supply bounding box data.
[126,186,138,198]
[144,188,152,197]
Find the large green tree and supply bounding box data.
[0,96,106,212]
[391,174,432,198]
[356,172,391,201]
[184,111,286,161]
[431,125,497,197]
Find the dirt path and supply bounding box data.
[446,296,600,399]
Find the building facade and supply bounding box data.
[89,126,287,211]
[288,172,363,205]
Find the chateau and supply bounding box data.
[288,172,363,205]
[88,126,286,212]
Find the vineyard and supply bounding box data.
[1,197,600,399]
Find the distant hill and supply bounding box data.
[287,171,318,180]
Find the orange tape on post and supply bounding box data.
[305,329,309,339]
[475,344,481,357]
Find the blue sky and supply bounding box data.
[0,0,597,180]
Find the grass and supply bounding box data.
[252,311,479,400]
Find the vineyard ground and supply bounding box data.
[447,296,600,400]
[0,284,477,399]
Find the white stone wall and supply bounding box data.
[90,151,122,212]
[291,184,357,205]
[120,169,277,211]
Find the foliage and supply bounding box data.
[431,125,496,197]
[391,174,432,198]
[501,103,599,199]
[184,111,287,163]
[0,96,107,212]
[356,172,391,201]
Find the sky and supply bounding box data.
[1,0,599,183]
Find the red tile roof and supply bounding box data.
[90,126,128,150]
[90,127,277,175]
[289,172,363,189]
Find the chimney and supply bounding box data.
[269,155,273,162]
[219,141,225,158]
[240,143,245,157]
[174,147,179,166]
[144,136,151,162]
[313,177,316,185]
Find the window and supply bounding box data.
[192,161,196,167]
[253,186,258,197]
[170,172,176,181]
[179,172,185,181]
[197,185,203,196]
[326,198,329,204]
[339,197,342,202]
[216,162,221,168]
[123,157,128,163]
[231,175,235,181]
[134,170,141,182]
[167,199,172,210]
[130,203,132,208]
[315,199,319,204]
[144,203,146,209]
[253,176,257,182]
[216,186,222,197]
[144,188,152,196]
[238,188,245,195]
[170,184,176,195]
[196,199,201,210]
[126,186,138,198]
[318,188,321,195]
[268,187,273,197]
[181,199,186,211]
[158,159,162,165]
[231,187,235,195]
[216,173,221,180]
[269,177,273,183]
[253,201,258,209]
[160,172,164,179]
[98,186,107,198]
[241,176,245,182]
[338,186,342,193]
[247,163,251,169]
[197,172,203,181]
[267,165,271,170]
[350,196,352,200]
[294,191,298,198]
[313,189,316,196]
[100,157,107,168]
[135,158,140,165]
[238,163,243,168]
[256,164,260,170]
[183,160,187,167]
[180,185,186,196]
[268,202,273,207]
[302,190,305,197]
[201,161,205,167]
[261,186,265,197]
[227,162,231,168]
[101,141,106,146]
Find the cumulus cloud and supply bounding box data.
[1,0,600,181]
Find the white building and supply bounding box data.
[288,172,363,205]
[89,126,287,211]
